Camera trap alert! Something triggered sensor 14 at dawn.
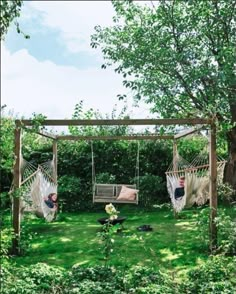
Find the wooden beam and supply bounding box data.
[53,140,58,184]
[56,135,174,141]
[36,131,57,140]
[209,121,217,252]
[174,126,204,139]
[16,118,211,127]
[173,140,178,218]
[12,127,22,255]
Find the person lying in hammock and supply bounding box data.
[44,193,58,211]
[174,176,185,200]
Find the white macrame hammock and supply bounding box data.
[20,157,57,222]
[166,152,226,213]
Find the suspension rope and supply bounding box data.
[91,141,96,198]
[135,141,140,189]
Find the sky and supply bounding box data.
[1,0,154,121]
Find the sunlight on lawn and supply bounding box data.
[175,222,192,226]
[60,237,72,242]
[14,208,213,272]
[160,248,183,261]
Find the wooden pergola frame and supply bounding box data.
[13,118,217,254]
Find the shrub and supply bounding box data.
[57,175,85,212]
[217,182,235,204]
[70,265,115,282]
[96,172,116,184]
[0,228,14,261]
[123,265,174,291]
[215,208,236,255]
[196,207,211,250]
[66,265,124,293]
[1,263,66,294]
[197,207,236,255]
[18,223,36,256]
[138,174,167,208]
[180,256,236,293]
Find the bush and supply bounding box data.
[96,172,116,184]
[217,182,235,204]
[2,258,235,294]
[70,265,115,282]
[180,256,236,293]
[1,263,66,294]
[197,207,236,255]
[65,265,124,293]
[123,265,175,293]
[66,264,176,293]
[215,208,236,255]
[138,174,168,208]
[0,228,14,261]
[58,175,87,212]
[67,280,126,294]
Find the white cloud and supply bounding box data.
[1,44,150,121]
[27,1,154,54]
[2,1,153,131]
[28,1,115,54]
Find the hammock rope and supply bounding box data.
[166,150,226,213]
[135,141,140,190]
[20,157,57,222]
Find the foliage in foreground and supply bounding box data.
[197,206,236,255]
[1,255,235,294]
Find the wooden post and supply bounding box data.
[53,140,58,184]
[209,121,217,252]
[173,140,178,218]
[12,127,22,255]
[173,140,178,172]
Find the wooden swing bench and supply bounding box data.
[93,184,138,204]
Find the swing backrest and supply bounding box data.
[93,183,138,204]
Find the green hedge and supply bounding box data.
[2,256,235,293]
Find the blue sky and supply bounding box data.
[4,2,101,69]
[2,1,152,121]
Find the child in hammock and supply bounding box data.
[44,193,58,211]
[174,176,185,199]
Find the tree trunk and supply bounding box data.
[224,126,236,189]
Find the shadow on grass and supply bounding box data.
[14,208,211,272]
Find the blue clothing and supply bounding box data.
[45,199,54,208]
[174,187,185,199]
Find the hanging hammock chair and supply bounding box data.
[19,157,58,222]
[91,141,140,204]
[166,150,226,213]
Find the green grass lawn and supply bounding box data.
[13,206,212,276]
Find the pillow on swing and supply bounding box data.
[117,185,139,201]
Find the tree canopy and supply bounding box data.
[91,0,236,123]
[91,0,236,187]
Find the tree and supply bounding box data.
[91,0,236,188]
[0,0,29,40]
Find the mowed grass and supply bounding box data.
[13,206,211,275]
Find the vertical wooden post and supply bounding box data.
[173,140,178,172]
[209,121,217,252]
[53,140,58,184]
[12,126,22,255]
[173,140,178,218]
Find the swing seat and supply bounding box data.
[93,184,138,204]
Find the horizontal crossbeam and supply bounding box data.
[16,118,212,127]
[56,135,174,141]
